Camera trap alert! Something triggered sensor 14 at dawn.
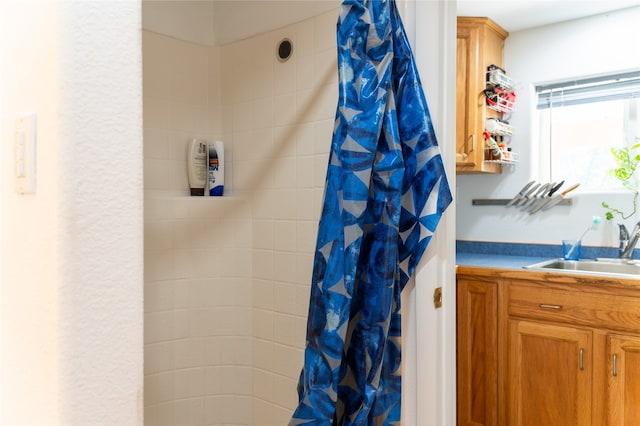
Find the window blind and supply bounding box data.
[536,70,640,109]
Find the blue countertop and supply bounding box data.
[456,240,626,270]
[456,252,549,270]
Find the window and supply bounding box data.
[536,71,640,192]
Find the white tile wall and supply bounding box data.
[144,6,338,425]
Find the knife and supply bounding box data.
[506,180,536,207]
[514,182,541,207]
[541,183,580,211]
[531,183,580,213]
[548,180,565,197]
[521,182,552,209]
[526,180,564,212]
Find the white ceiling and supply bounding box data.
[456,0,640,32]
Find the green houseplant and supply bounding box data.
[602,140,640,220]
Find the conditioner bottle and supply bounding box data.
[187,139,207,196]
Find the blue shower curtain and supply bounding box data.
[290,0,452,424]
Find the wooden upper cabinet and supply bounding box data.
[456,17,508,174]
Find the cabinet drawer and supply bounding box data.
[508,281,640,333]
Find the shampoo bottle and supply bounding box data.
[187,139,207,196]
[208,140,224,196]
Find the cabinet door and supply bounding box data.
[455,24,481,168]
[508,320,592,426]
[607,334,640,425]
[456,18,504,174]
[457,278,498,426]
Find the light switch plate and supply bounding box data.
[14,113,36,194]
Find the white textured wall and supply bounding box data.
[1,1,143,425]
[457,7,640,246]
[1,2,63,423]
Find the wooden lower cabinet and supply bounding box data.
[457,277,498,426]
[456,271,640,426]
[507,320,592,425]
[607,334,640,425]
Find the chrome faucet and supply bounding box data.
[618,222,640,259]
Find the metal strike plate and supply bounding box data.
[433,287,443,309]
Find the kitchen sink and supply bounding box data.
[524,258,640,278]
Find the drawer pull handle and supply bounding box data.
[579,348,584,371]
[538,303,563,310]
[613,354,618,377]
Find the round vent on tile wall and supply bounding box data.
[277,38,293,62]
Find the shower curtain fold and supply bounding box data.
[291,1,452,425]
